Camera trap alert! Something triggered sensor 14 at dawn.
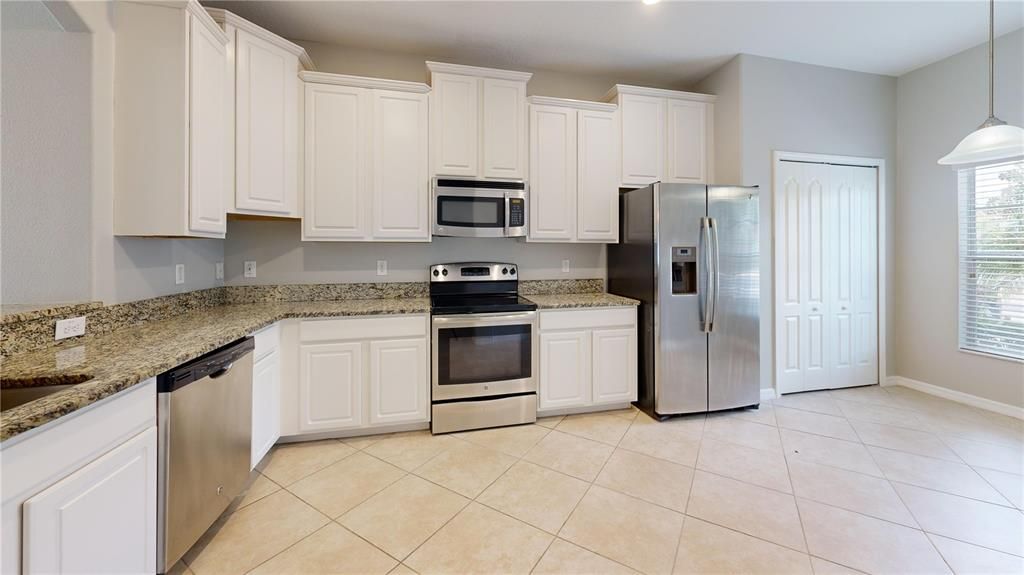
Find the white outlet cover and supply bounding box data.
[175,264,185,285]
[377,260,388,276]
[244,261,257,278]
[215,262,224,280]
[55,317,87,340]
[562,259,570,273]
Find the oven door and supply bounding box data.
[432,311,537,401]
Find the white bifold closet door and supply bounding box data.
[775,161,878,394]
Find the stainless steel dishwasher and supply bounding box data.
[157,337,254,573]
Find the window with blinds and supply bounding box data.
[958,159,1024,361]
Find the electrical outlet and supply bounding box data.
[244,261,257,278]
[561,259,570,273]
[377,260,388,276]
[55,316,87,340]
[215,262,224,280]
[175,264,185,285]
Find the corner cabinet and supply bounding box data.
[538,307,638,413]
[427,62,531,180]
[114,1,228,238]
[605,85,715,187]
[527,97,620,243]
[301,73,430,241]
[284,315,430,436]
[207,9,315,218]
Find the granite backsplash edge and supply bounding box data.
[1,279,605,357]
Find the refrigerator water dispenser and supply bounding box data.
[671,246,697,294]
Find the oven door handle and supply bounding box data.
[432,311,537,327]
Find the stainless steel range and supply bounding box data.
[430,262,538,434]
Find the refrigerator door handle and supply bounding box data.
[710,217,721,332]
[701,217,713,333]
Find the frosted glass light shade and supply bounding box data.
[938,123,1024,165]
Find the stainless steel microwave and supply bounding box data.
[432,178,528,238]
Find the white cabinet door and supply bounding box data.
[577,109,619,242]
[235,29,298,214]
[298,341,363,432]
[591,328,637,405]
[829,164,878,388]
[619,94,664,186]
[528,105,577,241]
[482,78,527,179]
[665,100,708,184]
[775,161,831,394]
[368,338,428,425]
[303,83,370,239]
[431,73,479,177]
[22,427,157,575]
[372,90,429,240]
[188,12,227,235]
[251,351,280,469]
[539,331,590,410]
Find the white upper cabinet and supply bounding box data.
[529,104,577,241]
[301,72,430,242]
[207,9,314,218]
[114,1,228,238]
[427,62,531,180]
[605,85,715,188]
[528,97,619,243]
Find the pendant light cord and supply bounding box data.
[989,0,995,119]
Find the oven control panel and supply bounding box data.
[430,262,518,282]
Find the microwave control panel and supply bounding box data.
[508,198,525,227]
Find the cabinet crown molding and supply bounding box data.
[527,96,617,113]
[205,8,316,71]
[426,61,532,82]
[299,71,430,93]
[603,84,716,103]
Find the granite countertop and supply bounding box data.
[526,293,640,309]
[1,301,104,325]
[1,298,429,443]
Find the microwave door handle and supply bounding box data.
[504,193,511,236]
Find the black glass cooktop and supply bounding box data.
[430,294,537,315]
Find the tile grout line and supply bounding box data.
[670,412,707,574]
[774,407,813,556]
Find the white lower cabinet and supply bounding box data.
[538,307,638,412]
[251,324,282,468]
[290,315,429,436]
[22,427,158,575]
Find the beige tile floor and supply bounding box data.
[173,385,1024,575]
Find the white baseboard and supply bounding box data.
[885,375,1024,421]
[760,388,778,402]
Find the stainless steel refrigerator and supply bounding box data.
[608,183,760,417]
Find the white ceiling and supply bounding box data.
[205,0,1024,86]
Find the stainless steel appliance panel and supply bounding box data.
[655,184,710,414]
[157,341,253,573]
[431,311,538,401]
[431,394,537,434]
[707,186,761,410]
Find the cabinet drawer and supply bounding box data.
[540,307,636,331]
[253,322,280,362]
[300,315,427,342]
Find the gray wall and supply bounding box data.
[224,220,605,284]
[2,1,93,304]
[696,54,898,393]
[896,29,1024,408]
[0,1,226,307]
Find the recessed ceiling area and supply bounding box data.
[204,0,1024,85]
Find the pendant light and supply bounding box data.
[938,0,1024,165]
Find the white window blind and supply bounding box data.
[958,159,1024,361]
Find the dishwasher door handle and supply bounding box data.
[208,362,234,379]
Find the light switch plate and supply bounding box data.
[215,262,224,280]
[244,261,257,278]
[55,317,87,340]
[377,260,388,276]
[175,264,185,285]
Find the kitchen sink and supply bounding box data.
[0,374,91,412]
